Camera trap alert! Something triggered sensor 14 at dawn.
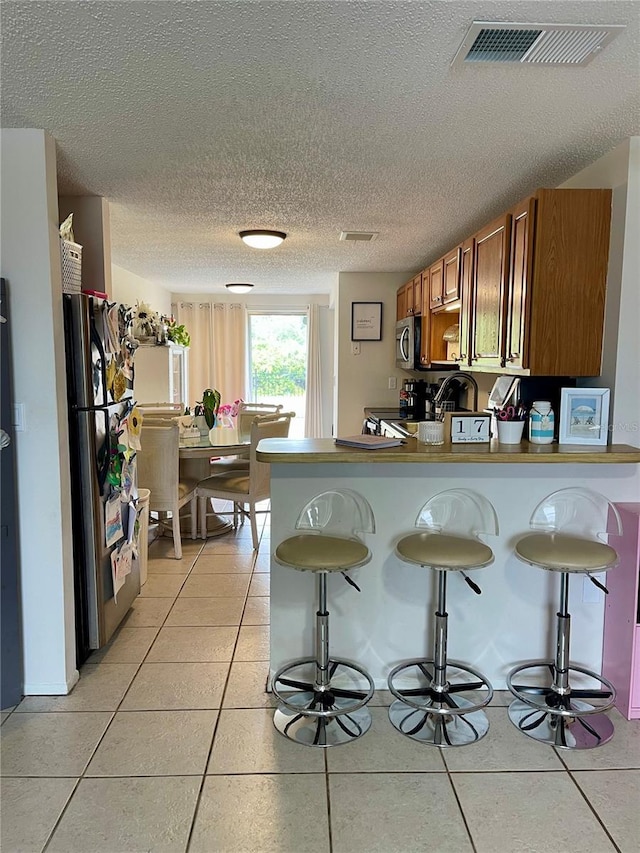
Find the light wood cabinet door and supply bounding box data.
[396,285,407,321]
[443,247,461,303]
[429,259,444,309]
[412,274,422,315]
[471,214,511,368]
[457,238,474,367]
[505,198,535,370]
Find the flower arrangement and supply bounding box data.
[163,316,191,347]
[132,301,159,340]
[218,399,243,419]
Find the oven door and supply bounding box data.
[395,319,414,369]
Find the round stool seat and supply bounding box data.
[515,533,618,572]
[396,532,493,570]
[275,533,370,572]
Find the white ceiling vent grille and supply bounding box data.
[452,22,625,67]
[339,231,378,242]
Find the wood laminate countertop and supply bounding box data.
[257,438,640,464]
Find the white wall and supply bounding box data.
[1,130,77,694]
[112,264,172,315]
[561,137,640,450]
[336,272,411,434]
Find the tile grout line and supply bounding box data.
[185,507,269,853]
[324,750,334,853]
[441,750,479,853]
[553,747,624,853]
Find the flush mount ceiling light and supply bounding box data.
[225,283,254,294]
[239,229,287,249]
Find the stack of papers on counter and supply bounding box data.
[334,435,404,449]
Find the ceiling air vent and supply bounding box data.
[452,22,625,67]
[339,231,378,242]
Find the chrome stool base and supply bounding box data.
[508,699,614,749]
[389,695,489,746]
[274,702,372,747]
[273,657,374,748]
[388,658,492,747]
[507,660,616,750]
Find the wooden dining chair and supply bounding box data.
[137,419,198,559]
[138,402,184,417]
[209,405,289,475]
[197,412,293,549]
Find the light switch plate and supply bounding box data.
[13,403,25,431]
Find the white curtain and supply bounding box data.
[173,301,247,410]
[305,303,323,437]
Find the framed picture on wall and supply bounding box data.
[351,302,383,341]
[558,387,610,445]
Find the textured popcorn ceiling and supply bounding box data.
[2,1,639,295]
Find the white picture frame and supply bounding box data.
[559,388,610,445]
[351,302,382,341]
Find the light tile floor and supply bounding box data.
[2,506,639,852]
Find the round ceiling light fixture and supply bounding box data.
[239,229,287,249]
[225,282,254,294]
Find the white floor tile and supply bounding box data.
[249,574,270,596]
[556,708,640,770]
[242,596,270,625]
[47,776,200,853]
[139,574,185,598]
[223,662,276,709]
[190,774,330,853]
[122,596,174,627]
[327,706,446,773]
[86,710,217,776]
[120,662,229,710]
[443,707,564,772]
[165,596,244,626]
[16,664,137,713]
[453,771,617,853]
[572,769,640,853]
[207,708,324,774]
[0,712,111,777]
[0,777,77,852]
[88,626,159,663]
[330,773,473,853]
[190,553,254,573]
[234,625,270,661]
[180,572,251,597]
[146,626,238,662]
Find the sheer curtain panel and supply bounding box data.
[173,301,247,409]
[305,303,323,438]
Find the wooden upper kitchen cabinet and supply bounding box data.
[505,188,612,376]
[429,258,444,309]
[443,246,461,304]
[471,214,511,370]
[457,237,474,367]
[412,273,422,315]
[396,283,407,321]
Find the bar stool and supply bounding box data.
[272,489,375,747]
[388,489,497,747]
[507,487,622,749]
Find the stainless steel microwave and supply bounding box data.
[395,316,423,370]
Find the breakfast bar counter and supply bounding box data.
[257,438,640,464]
[258,438,640,691]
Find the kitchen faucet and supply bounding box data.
[434,372,479,413]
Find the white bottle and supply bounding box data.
[529,401,554,444]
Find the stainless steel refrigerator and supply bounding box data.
[63,293,140,664]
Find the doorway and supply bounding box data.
[248,313,307,438]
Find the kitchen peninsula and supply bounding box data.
[258,438,640,691]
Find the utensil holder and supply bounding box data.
[496,420,525,444]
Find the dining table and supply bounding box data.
[178,426,250,537]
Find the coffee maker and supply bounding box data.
[399,379,434,420]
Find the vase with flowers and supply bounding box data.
[132,301,160,343]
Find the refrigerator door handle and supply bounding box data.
[96,408,110,494]
[90,309,110,409]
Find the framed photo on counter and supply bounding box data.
[351,302,382,341]
[559,387,610,445]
